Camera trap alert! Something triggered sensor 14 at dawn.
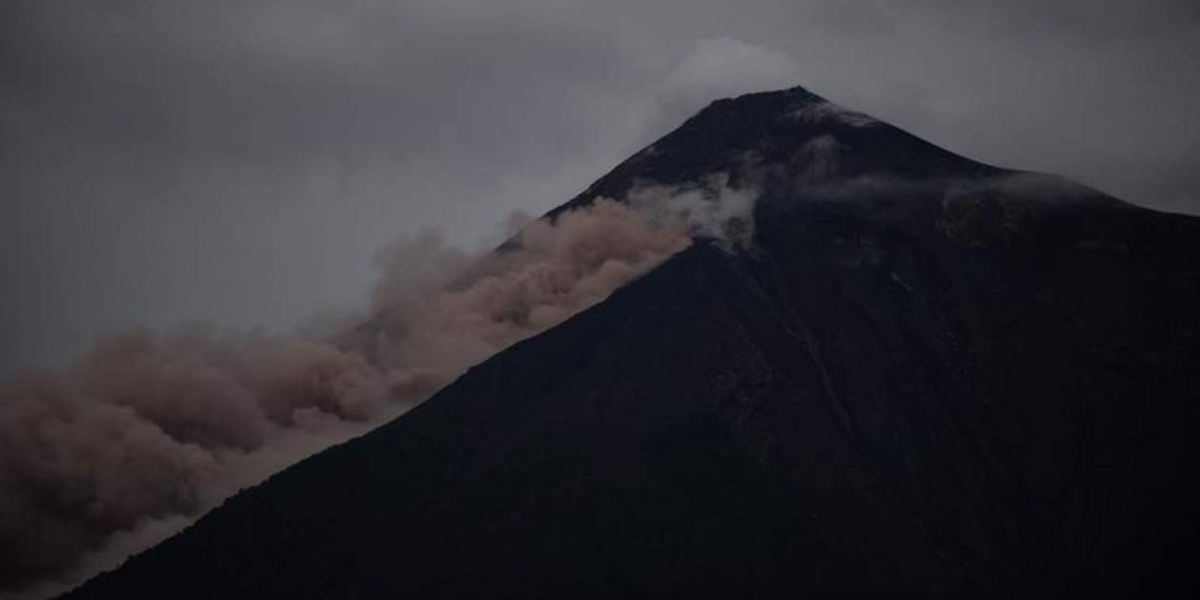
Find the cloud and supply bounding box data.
[661,38,801,106]
[638,37,803,142]
[3,0,1198,381]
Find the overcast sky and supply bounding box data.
[3,0,1198,375]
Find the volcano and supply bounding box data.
[64,86,1200,598]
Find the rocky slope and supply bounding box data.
[65,86,1200,598]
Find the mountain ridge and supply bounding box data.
[551,85,1009,219]
[63,85,1200,599]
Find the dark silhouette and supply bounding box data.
[65,86,1200,598]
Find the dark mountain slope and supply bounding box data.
[66,86,1200,598]
[549,86,1001,219]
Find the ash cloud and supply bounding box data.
[0,179,757,598]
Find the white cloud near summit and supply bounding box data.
[638,38,803,141]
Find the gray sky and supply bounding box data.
[3,0,1198,375]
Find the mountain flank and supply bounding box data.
[65,86,1200,599]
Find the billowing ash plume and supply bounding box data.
[0,178,757,599]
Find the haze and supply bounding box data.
[3,0,1198,375]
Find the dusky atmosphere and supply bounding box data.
[3,0,1199,375]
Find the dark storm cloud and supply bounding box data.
[2,0,1198,371]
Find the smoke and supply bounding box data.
[0,328,393,599]
[790,100,880,129]
[0,178,757,598]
